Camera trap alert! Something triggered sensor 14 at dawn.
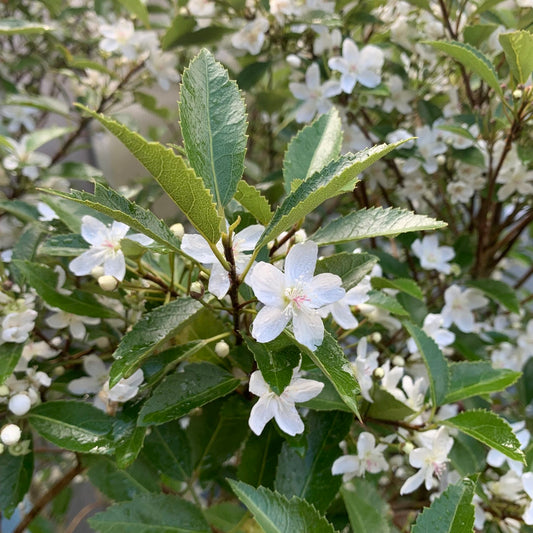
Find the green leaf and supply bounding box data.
[138,362,240,425]
[109,298,202,387]
[0,199,40,223]
[234,180,273,225]
[0,343,24,385]
[204,503,248,533]
[315,252,378,290]
[0,439,33,516]
[424,40,503,97]
[236,61,271,90]
[39,234,89,256]
[411,478,476,533]
[245,336,300,395]
[86,456,159,501]
[300,371,351,412]
[5,94,70,117]
[24,126,73,152]
[88,494,210,533]
[449,433,486,476]
[371,277,424,300]
[45,183,182,252]
[44,161,104,182]
[180,49,247,208]
[161,15,196,50]
[312,207,446,246]
[29,401,115,454]
[444,362,521,403]
[275,411,352,512]
[442,410,525,463]
[292,331,361,418]
[114,424,146,470]
[499,31,533,84]
[465,278,519,314]
[365,387,416,421]
[0,19,52,34]
[12,260,120,319]
[228,480,337,533]
[366,290,409,316]
[257,141,409,249]
[117,0,150,27]
[76,104,222,244]
[10,226,43,286]
[403,321,448,406]
[238,425,283,488]
[143,421,192,481]
[283,108,343,194]
[341,481,391,533]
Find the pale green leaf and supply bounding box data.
[0,343,24,386]
[75,104,222,243]
[0,440,33,517]
[5,94,70,117]
[234,180,273,225]
[283,108,342,194]
[24,126,73,152]
[312,207,446,246]
[315,252,378,290]
[180,49,247,208]
[371,277,424,300]
[117,0,150,27]
[499,31,533,84]
[341,481,391,533]
[0,19,52,35]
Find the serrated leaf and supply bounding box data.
[341,481,391,533]
[76,104,222,243]
[245,336,300,395]
[275,411,352,512]
[371,277,424,300]
[117,0,150,27]
[0,343,24,386]
[449,433,486,476]
[180,49,247,208]
[12,260,119,318]
[366,290,409,316]
[138,363,240,425]
[404,321,448,406]
[5,94,70,117]
[88,494,210,533]
[39,234,89,256]
[28,401,115,454]
[257,141,408,249]
[424,40,503,97]
[204,503,248,533]
[45,183,182,252]
[234,180,273,225]
[283,108,343,194]
[109,298,202,387]
[143,421,192,481]
[0,19,52,34]
[444,361,521,403]
[0,199,40,223]
[466,278,519,314]
[499,31,533,84]
[442,410,525,462]
[412,478,475,533]
[312,207,446,245]
[365,387,416,421]
[315,252,378,290]
[228,480,337,533]
[0,438,33,516]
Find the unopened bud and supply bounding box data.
[8,393,32,416]
[90,265,105,279]
[1,424,21,446]
[370,332,382,343]
[170,223,185,239]
[513,89,523,99]
[52,366,65,377]
[374,367,385,379]
[436,154,446,165]
[294,229,307,243]
[392,355,405,367]
[286,54,301,68]
[98,275,118,291]
[190,281,204,299]
[215,340,230,358]
[94,336,110,349]
[0,385,9,396]
[403,441,414,454]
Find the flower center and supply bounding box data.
[284,285,310,310]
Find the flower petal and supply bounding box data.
[80,215,108,246]
[251,306,290,343]
[84,354,108,379]
[293,307,324,351]
[68,376,101,395]
[250,262,285,307]
[208,262,230,298]
[307,273,344,307]
[234,225,264,252]
[181,234,218,264]
[284,377,323,403]
[330,301,358,329]
[249,395,276,435]
[249,370,270,397]
[400,469,426,495]
[284,241,318,285]
[274,398,305,436]
[104,250,126,281]
[331,455,359,476]
[69,248,107,276]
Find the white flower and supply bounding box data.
[496,165,533,201]
[69,215,152,281]
[441,285,488,333]
[1,309,37,343]
[181,224,264,299]
[231,17,269,55]
[407,313,455,353]
[400,427,454,494]
[331,432,388,481]
[313,26,342,55]
[487,421,530,475]
[408,126,447,174]
[107,369,144,402]
[146,51,180,91]
[320,281,370,330]
[344,338,379,402]
[3,136,51,180]
[382,76,413,114]
[68,354,108,395]
[248,368,323,436]
[46,310,100,340]
[289,63,341,123]
[1,105,38,133]
[411,235,455,274]
[0,423,22,446]
[487,470,524,502]
[249,241,344,350]
[187,0,215,27]
[37,202,58,222]
[522,472,533,525]
[99,18,137,60]
[328,39,384,92]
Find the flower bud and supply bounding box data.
[392,355,405,367]
[370,332,382,343]
[1,424,21,446]
[190,281,204,299]
[374,367,385,379]
[90,265,105,279]
[170,223,185,239]
[403,441,414,454]
[294,229,307,243]
[436,154,446,165]
[8,393,32,416]
[215,340,230,358]
[95,336,110,349]
[98,275,118,291]
[0,384,9,396]
[52,366,65,377]
[286,54,301,68]
[513,89,523,99]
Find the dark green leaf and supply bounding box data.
[0,439,33,516]
[10,226,43,286]
[365,387,416,421]
[0,343,24,385]
[204,503,248,533]
[0,199,40,223]
[449,433,486,476]
[371,277,424,300]
[316,252,378,290]
[161,15,196,50]
[237,61,271,90]
[117,0,150,27]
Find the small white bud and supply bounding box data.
[403,441,414,454]
[294,229,307,243]
[170,223,185,239]
[436,154,446,165]
[215,340,230,358]
[392,355,405,367]
[190,281,204,299]
[8,393,32,416]
[52,366,65,377]
[286,54,302,68]
[94,336,110,349]
[1,424,21,446]
[90,265,105,279]
[513,89,523,99]
[370,332,382,343]
[98,275,118,291]
[374,367,385,379]
[0,384,9,396]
